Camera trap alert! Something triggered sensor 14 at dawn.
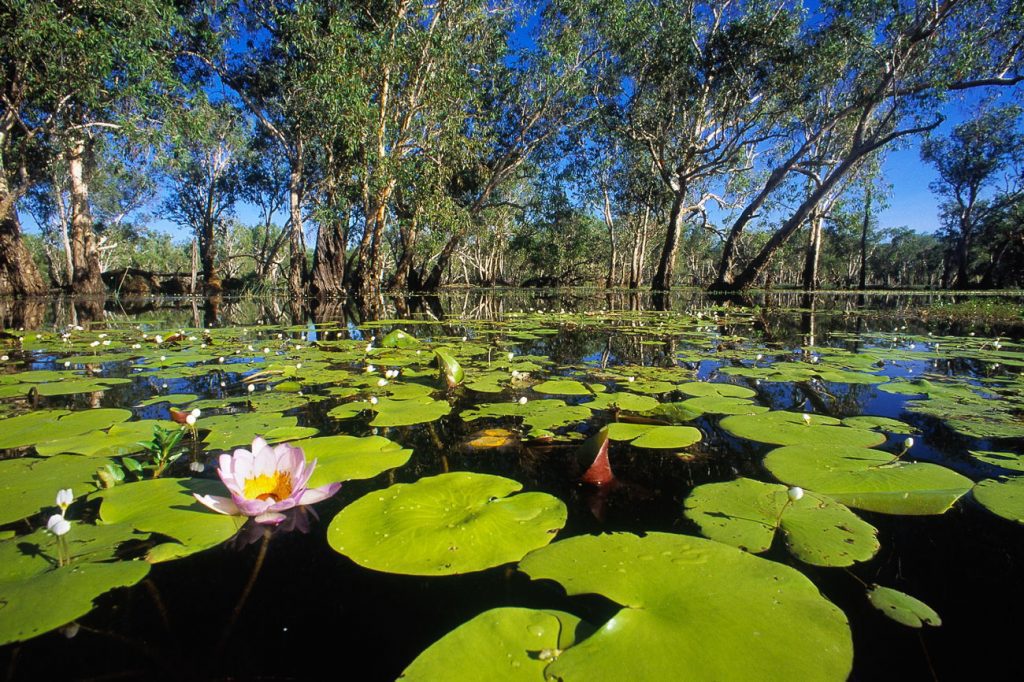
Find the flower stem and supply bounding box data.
[218,528,271,654]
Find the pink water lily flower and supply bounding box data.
[194,437,341,525]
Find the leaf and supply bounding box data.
[580,428,614,485]
[435,348,464,388]
[532,379,591,396]
[763,444,973,515]
[294,434,412,487]
[98,478,244,562]
[327,472,567,575]
[968,450,1024,473]
[684,478,879,567]
[973,477,1024,523]
[370,396,452,427]
[841,416,917,435]
[0,409,133,450]
[0,455,111,526]
[519,532,852,681]
[867,586,941,628]
[399,607,583,681]
[720,411,886,448]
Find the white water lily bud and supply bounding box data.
[295,363,302,370]
[756,354,763,361]
[377,378,388,387]
[247,384,255,393]
[132,343,141,349]
[61,623,80,639]
[369,396,379,405]
[904,437,914,450]
[627,376,635,382]
[787,486,804,502]
[56,488,74,512]
[365,343,373,352]
[220,381,226,388]
[366,364,376,373]
[508,352,515,361]
[47,514,71,536]
[189,460,205,473]
[518,396,528,405]
[462,336,468,342]
[802,413,812,425]
[185,414,197,426]
[218,356,226,363]
[190,408,201,418]
[89,341,100,347]
[263,347,270,354]
[102,339,111,346]
[160,355,166,362]
[154,335,163,344]
[64,361,71,368]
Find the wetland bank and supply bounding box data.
[0,290,1022,680]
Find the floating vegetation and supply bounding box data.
[0,298,1021,679]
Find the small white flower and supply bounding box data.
[755,354,763,361]
[369,396,379,405]
[787,486,804,502]
[188,336,197,341]
[627,376,635,382]
[518,396,528,405]
[74,325,84,331]
[160,355,166,362]
[89,340,100,347]
[56,488,74,513]
[247,384,255,393]
[63,361,71,368]
[200,343,206,348]
[801,413,811,425]
[365,343,373,352]
[102,339,111,346]
[263,347,270,354]
[508,352,515,361]
[295,363,302,370]
[366,364,376,373]
[154,335,163,344]
[190,408,201,418]
[377,378,388,387]
[219,356,226,363]
[461,336,468,342]
[220,381,226,388]
[247,345,255,352]
[185,414,197,426]
[47,514,70,536]
[904,437,914,450]
[0,355,7,362]
[132,343,141,349]
[189,460,205,473]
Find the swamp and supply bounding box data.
[0,290,1022,681]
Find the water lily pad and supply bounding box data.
[294,435,412,487]
[35,419,179,457]
[464,428,519,450]
[968,450,1024,473]
[461,399,591,438]
[0,455,111,526]
[381,329,419,348]
[680,395,767,415]
[584,391,660,412]
[684,478,879,566]
[841,416,917,435]
[0,409,133,450]
[720,411,885,448]
[532,379,591,396]
[0,532,149,645]
[519,532,852,681]
[370,396,452,427]
[399,607,583,681]
[677,382,756,398]
[763,444,973,515]
[201,413,304,451]
[435,349,464,388]
[98,478,244,562]
[867,586,941,628]
[973,477,1024,523]
[327,472,567,575]
[629,425,703,450]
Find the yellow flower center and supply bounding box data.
[243,471,293,502]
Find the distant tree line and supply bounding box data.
[1,0,1021,300]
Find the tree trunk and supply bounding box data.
[66,139,105,295]
[0,143,45,296]
[859,188,872,290]
[287,141,306,299]
[310,217,348,299]
[651,191,686,292]
[391,213,418,292]
[802,212,823,292]
[601,186,617,288]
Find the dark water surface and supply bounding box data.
[1,290,1022,681]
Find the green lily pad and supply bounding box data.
[381,329,419,348]
[648,402,704,423]
[435,349,464,388]
[763,444,974,515]
[720,411,885,448]
[201,413,303,451]
[370,396,452,427]
[684,478,879,566]
[680,395,767,415]
[584,391,660,412]
[519,532,852,681]
[137,393,199,407]
[35,420,179,457]
[461,399,591,438]
[0,455,111,526]
[841,416,917,435]
[0,409,133,450]
[532,380,591,396]
[629,425,703,450]
[0,533,149,645]
[973,477,1024,523]
[98,478,244,562]
[968,450,1024,473]
[399,607,583,681]
[677,382,756,398]
[867,586,941,628]
[327,472,567,575]
[294,435,413,487]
